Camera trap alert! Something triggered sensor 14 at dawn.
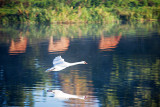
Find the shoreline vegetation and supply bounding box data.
[0,0,160,24]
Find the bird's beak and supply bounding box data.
[84,62,87,64]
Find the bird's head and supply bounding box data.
[82,61,87,64]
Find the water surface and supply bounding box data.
[0,23,160,107]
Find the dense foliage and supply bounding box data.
[0,0,160,24]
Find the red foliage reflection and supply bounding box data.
[9,36,27,55]
[48,36,70,53]
[99,33,122,51]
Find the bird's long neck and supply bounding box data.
[68,61,84,66]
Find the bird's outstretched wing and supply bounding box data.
[53,56,66,66]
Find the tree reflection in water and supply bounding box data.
[9,36,27,55]
[48,36,70,54]
[99,33,122,51]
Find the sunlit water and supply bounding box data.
[0,23,160,107]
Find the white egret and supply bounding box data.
[45,56,87,72]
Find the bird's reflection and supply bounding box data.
[47,90,86,100]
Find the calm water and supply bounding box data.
[0,22,160,107]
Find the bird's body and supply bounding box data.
[45,56,87,72]
[47,90,86,100]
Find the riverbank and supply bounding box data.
[0,1,160,24]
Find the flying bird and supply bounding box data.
[47,90,86,100]
[45,56,87,72]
